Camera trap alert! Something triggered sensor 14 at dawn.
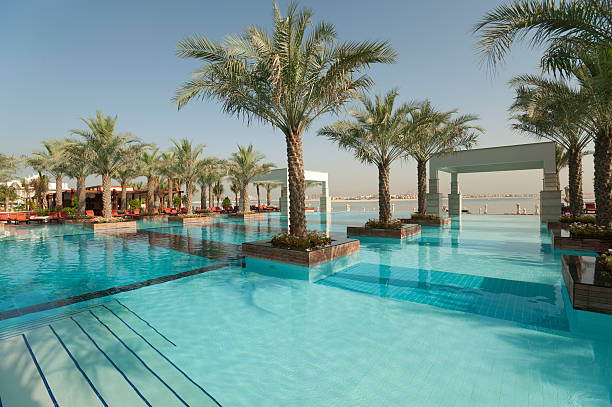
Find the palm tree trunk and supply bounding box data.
[186,180,193,214]
[4,196,8,212]
[567,148,584,217]
[168,177,174,208]
[234,192,238,207]
[120,183,127,211]
[102,173,112,220]
[378,163,391,223]
[146,177,156,213]
[209,184,213,208]
[77,176,86,215]
[55,174,63,210]
[240,183,248,212]
[266,184,271,207]
[286,131,307,237]
[417,160,427,214]
[594,125,612,227]
[200,187,206,210]
[256,184,261,207]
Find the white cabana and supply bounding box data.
[427,141,561,222]
[252,168,331,217]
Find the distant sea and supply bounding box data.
[195,197,542,215]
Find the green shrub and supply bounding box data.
[36,209,51,216]
[222,197,232,207]
[173,196,182,208]
[178,214,201,218]
[271,231,332,250]
[93,217,127,223]
[195,208,212,214]
[128,199,141,210]
[570,225,612,240]
[560,215,595,224]
[411,213,439,220]
[365,219,403,229]
[599,250,612,272]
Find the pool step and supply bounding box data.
[0,304,220,407]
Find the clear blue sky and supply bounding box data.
[0,0,594,196]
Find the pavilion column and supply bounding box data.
[319,180,331,213]
[426,172,443,218]
[540,171,561,223]
[280,186,289,217]
[448,172,462,216]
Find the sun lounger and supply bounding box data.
[0,213,8,223]
[12,213,28,224]
[111,210,119,217]
[171,208,178,215]
[164,208,171,214]
[86,210,98,218]
[585,203,596,214]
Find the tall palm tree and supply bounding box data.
[319,90,413,223]
[556,145,569,190]
[230,181,240,207]
[254,183,265,207]
[474,0,612,226]
[510,75,592,216]
[0,153,16,186]
[170,138,214,215]
[29,141,68,210]
[158,152,177,209]
[0,183,18,211]
[140,147,160,212]
[404,101,483,214]
[174,2,396,237]
[63,139,92,215]
[226,145,275,212]
[264,183,280,207]
[114,163,136,211]
[72,111,142,220]
[212,181,224,206]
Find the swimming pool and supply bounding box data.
[0,213,610,406]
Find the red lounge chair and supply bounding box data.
[132,209,140,217]
[585,203,596,214]
[0,213,9,223]
[12,213,28,224]
[86,210,97,218]
[171,208,178,215]
[164,208,171,214]
[250,205,257,211]
[111,210,119,217]
[49,212,59,222]
[59,211,68,219]
[196,207,201,211]
[180,208,187,214]
[153,208,159,214]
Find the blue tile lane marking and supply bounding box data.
[316,263,569,331]
[22,334,59,407]
[87,311,189,407]
[48,325,108,407]
[114,299,176,346]
[70,317,152,407]
[101,305,223,407]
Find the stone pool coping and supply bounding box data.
[242,237,359,267]
[168,216,213,224]
[552,230,612,253]
[83,221,138,231]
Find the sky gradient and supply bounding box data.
[0,0,595,196]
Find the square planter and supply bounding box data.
[552,233,611,253]
[141,214,166,220]
[347,224,420,239]
[242,237,359,268]
[168,216,213,224]
[61,218,94,224]
[229,212,265,219]
[83,221,137,231]
[399,217,451,227]
[562,254,612,314]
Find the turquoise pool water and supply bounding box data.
[0,213,611,406]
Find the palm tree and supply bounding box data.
[63,139,92,215]
[139,147,160,212]
[0,154,16,187]
[19,178,32,211]
[170,138,214,215]
[226,145,275,212]
[212,181,224,206]
[555,145,569,190]
[30,172,49,210]
[264,183,280,207]
[254,183,265,207]
[174,2,396,237]
[114,163,136,211]
[230,181,240,207]
[72,111,142,220]
[319,90,413,223]
[404,101,483,214]
[509,75,592,216]
[0,183,18,211]
[29,140,68,210]
[158,152,177,209]
[474,0,612,226]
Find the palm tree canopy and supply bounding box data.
[173,1,397,136]
[62,139,92,180]
[28,140,69,178]
[0,153,17,183]
[170,138,215,183]
[406,101,483,162]
[139,147,161,178]
[226,144,275,185]
[71,111,143,176]
[509,74,592,151]
[473,0,612,72]
[318,89,414,167]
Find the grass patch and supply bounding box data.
[271,231,332,251]
[570,225,612,240]
[560,215,595,224]
[411,213,439,220]
[93,218,127,223]
[365,219,403,229]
